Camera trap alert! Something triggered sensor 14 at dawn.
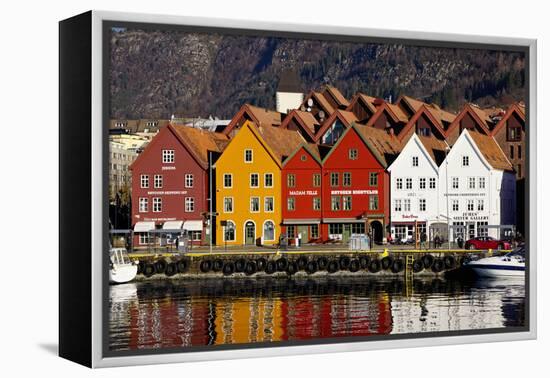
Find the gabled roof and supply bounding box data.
[490,103,526,137]
[446,103,492,137]
[314,110,360,142]
[222,104,282,135]
[301,90,335,115]
[282,143,324,167]
[170,124,229,169]
[398,105,449,142]
[396,95,426,115]
[280,109,320,140]
[466,130,513,172]
[365,102,410,129]
[417,135,449,166]
[346,93,380,115]
[322,85,350,108]
[396,95,456,125]
[253,122,306,164]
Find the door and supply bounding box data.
[298,225,309,244]
[370,221,383,244]
[245,221,255,245]
[342,224,351,243]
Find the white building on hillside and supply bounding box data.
[438,129,516,241]
[388,133,449,242]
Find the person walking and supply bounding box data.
[420,232,427,250]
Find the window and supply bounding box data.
[452,177,459,189]
[404,199,411,212]
[462,155,469,166]
[419,177,426,189]
[479,177,486,189]
[250,173,259,188]
[223,174,232,188]
[477,221,489,237]
[343,172,352,187]
[349,148,358,160]
[223,197,233,213]
[313,197,321,211]
[189,231,202,241]
[406,178,413,190]
[419,198,426,212]
[153,198,162,212]
[300,154,307,162]
[264,173,273,188]
[153,174,163,188]
[139,234,150,245]
[396,178,403,190]
[412,156,419,167]
[185,174,194,188]
[518,145,522,159]
[429,177,436,189]
[250,197,260,212]
[287,226,296,238]
[287,197,295,211]
[311,224,319,239]
[369,195,379,210]
[452,199,459,212]
[394,199,402,212]
[352,223,365,234]
[264,197,274,212]
[369,172,378,187]
[313,173,321,187]
[139,198,148,212]
[263,221,275,241]
[140,175,149,188]
[244,149,253,163]
[162,150,174,163]
[467,199,474,211]
[287,174,296,188]
[343,196,352,210]
[510,145,514,159]
[478,199,485,211]
[185,197,195,212]
[468,177,475,189]
[330,172,339,187]
[331,196,341,211]
[224,221,236,242]
[507,125,521,141]
[329,224,343,235]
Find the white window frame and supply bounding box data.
[223,220,236,242]
[462,155,469,167]
[468,177,476,189]
[419,198,426,212]
[405,177,413,190]
[244,149,253,163]
[412,156,419,167]
[452,199,459,212]
[263,220,275,241]
[429,177,436,189]
[162,149,174,163]
[287,197,295,211]
[264,173,273,188]
[250,173,259,188]
[478,199,485,211]
[313,197,321,211]
[184,174,194,188]
[419,177,426,190]
[223,197,234,213]
[396,178,403,190]
[467,199,474,211]
[404,199,411,212]
[153,197,162,213]
[264,197,274,213]
[479,177,486,189]
[154,174,163,189]
[140,174,149,188]
[223,173,233,188]
[452,177,459,190]
[395,199,402,212]
[250,196,260,213]
[138,197,148,213]
[185,197,195,212]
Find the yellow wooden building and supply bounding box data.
[215,120,304,245]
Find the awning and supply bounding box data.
[162,220,183,230]
[283,219,321,225]
[183,220,203,231]
[133,221,155,232]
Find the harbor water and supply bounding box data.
[109,276,525,352]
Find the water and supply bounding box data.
[109,276,525,352]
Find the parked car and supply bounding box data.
[464,236,511,250]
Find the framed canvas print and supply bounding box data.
[59,10,537,368]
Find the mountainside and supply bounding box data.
[109,29,526,119]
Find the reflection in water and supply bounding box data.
[109,277,525,352]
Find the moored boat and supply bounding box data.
[110,248,138,284]
[466,246,525,278]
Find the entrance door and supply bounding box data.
[297,225,309,245]
[342,224,351,243]
[370,221,383,244]
[468,223,476,239]
[245,221,255,245]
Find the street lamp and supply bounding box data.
[445,145,451,250]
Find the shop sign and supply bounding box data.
[161,166,176,170]
[147,190,188,195]
[331,189,378,195]
[452,212,489,221]
[289,190,318,196]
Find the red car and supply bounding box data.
[464,236,511,250]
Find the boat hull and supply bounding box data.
[109,264,138,284]
[467,256,524,278]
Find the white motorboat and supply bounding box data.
[466,246,525,278]
[109,248,138,284]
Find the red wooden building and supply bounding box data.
[130,124,228,245]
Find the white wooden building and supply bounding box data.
[388,133,449,242]
[438,129,516,241]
